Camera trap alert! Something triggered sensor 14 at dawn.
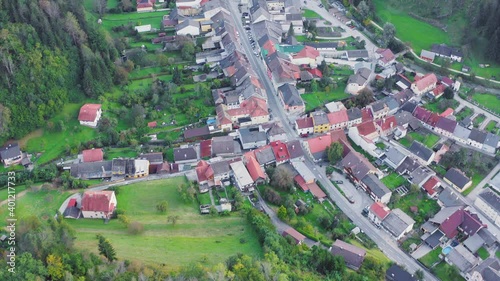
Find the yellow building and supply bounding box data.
[311,112,330,133]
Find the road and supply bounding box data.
[228,1,438,279]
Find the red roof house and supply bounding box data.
[440,209,486,238]
[370,202,390,221]
[361,108,373,122]
[441,77,454,87]
[282,227,306,244]
[78,104,102,127]
[81,191,117,219]
[271,140,290,164]
[305,130,347,160]
[376,48,395,66]
[413,106,432,123]
[199,139,212,158]
[308,182,327,200]
[306,68,323,78]
[246,156,267,184]
[375,116,397,136]
[327,109,349,129]
[295,46,320,59]
[82,148,104,163]
[148,121,157,128]
[411,73,437,95]
[432,84,446,98]
[422,176,440,197]
[356,121,378,140]
[294,175,309,191]
[440,108,454,117]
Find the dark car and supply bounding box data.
[332,180,343,184]
[300,133,309,138]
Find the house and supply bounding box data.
[176,19,200,36]
[474,190,500,227]
[70,161,113,179]
[395,74,413,90]
[409,166,435,187]
[110,159,149,178]
[230,161,255,192]
[291,161,315,183]
[382,208,415,240]
[81,191,117,219]
[195,161,213,191]
[325,101,346,113]
[284,140,303,162]
[382,146,407,169]
[483,133,500,154]
[374,116,397,137]
[137,0,155,12]
[376,48,395,67]
[63,198,81,219]
[411,73,437,95]
[368,101,389,120]
[422,176,440,198]
[361,174,392,203]
[437,188,466,208]
[254,145,276,166]
[0,143,22,166]
[140,152,164,173]
[211,135,241,157]
[463,233,486,254]
[238,127,267,150]
[431,84,447,99]
[434,117,457,138]
[348,123,379,157]
[445,244,480,273]
[210,160,232,184]
[430,207,485,239]
[453,125,471,144]
[78,104,102,127]
[346,50,369,61]
[382,96,400,115]
[431,44,464,62]
[368,202,390,225]
[282,227,306,245]
[174,146,198,164]
[311,111,330,133]
[295,117,314,135]
[327,109,349,130]
[346,67,371,95]
[468,257,500,281]
[82,148,104,163]
[291,46,319,66]
[408,141,435,165]
[444,168,472,192]
[420,50,436,63]
[134,24,152,33]
[468,128,487,149]
[277,83,305,114]
[176,0,203,15]
[270,140,290,164]
[199,139,212,159]
[400,101,418,115]
[184,126,211,140]
[347,107,363,127]
[395,157,420,175]
[386,264,418,281]
[330,240,366,271]
[265,122,287,142]
[342,151,379,184]
[245,156,267,185]
[305,130,347,161]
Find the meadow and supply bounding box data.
[472,93,500,115]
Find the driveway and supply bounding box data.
[411,244,432,259]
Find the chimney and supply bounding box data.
[184,154,187,158]
[292,145,295,149]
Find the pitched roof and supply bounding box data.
[484,132,500,148]
[400,101,418,114]
[295,117,314,129]
[0,143,21,160]
[422,176,440,196]
[196,160,212,182]
[327,110,349,126]
[356,121,377,137]
[294,174,309,191]
[306,68,323,78]
[384,146,406,166]
[469,128,487,143]
[238,128,267,144]
[395,157,420,175]
[81,191,115,212]
[307,182,327,199]
[330,240,366,270]
[270,140,290,162]
[362,174,391,198]
[386,264,417,281]
[435,117,457,133]
[246,156,266,181]
[376,48,395,64]
[278,83,304,107]
[440,108,454,117]
[184,126,211,139]
[439,208,484,238]
[311,111,329,126]
[382,208,415,238]
[361,108,373,122]
[342,150,376,180]
[447,244,479,272]
[432,84,446,97]
[199,139,212,158]
[293,45,319,59]
[408,141,434,162]
[78,104,101,122]
[347,107,362,121]
[412,106,432,123]
[444,168,471,189]
[307,130,347,155]
[420,49,436,60]
[412,73,437,92]
[286,140,305,160]
[254,145,276,165]
[282,227,305,243]
[140,152,163,164]
[370,202,390,220]
[478,190,500,213]
[174,147,198,162]
[376,116,397,132]
[437,188,466,207]
[453,125,471,140]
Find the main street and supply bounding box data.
[228,1,438,279]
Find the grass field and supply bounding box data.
[104,147,138,160]
[399,132,440,149]
[423,99,458,113]
[390,191,440,226]
[472,93,500,115]
[473,114,486,128]
[101,11,168,32]
[477,247,490,260]
[302,83,349,111]
[485,120,497,132]
[0,185,27,202]
[348,239,390,265]
[303,9,321,19]
[67,177,263,270]
[373,0,450,53]
[462,173,484,196]
[432,261,465,281]
[419,246,442,268]
[381,173,408,190]
[455,106,473,121]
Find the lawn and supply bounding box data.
[477,247,490,260]
[373,0,450,53]
[462,173,484,196]
[418,246,442,268]
[423,99,459,113]
[348,239,391,265]
[432,261,465,281]
[455,106,473,121]
[399,132,440,149]
[68,177,263,270]
[104,147,138,160]
[381,173,408,190]
[473,114,486,128]
[101,11,169,32]
[0,185,27,202]
[485,120,497,133]
[472,93,500,115]
[390,191,441,226]
[303,9,321,19]
[302,83,349,111]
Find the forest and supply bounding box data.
[0,0,117,139]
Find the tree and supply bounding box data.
[209,205,218,216]
[288,23,294,37]
[181,41,195,60]
[382,22,396,47]
[96,234,117,262]
[127,221,144,235]
[172,66,182,85]
[156,200,168,213]
[357,1,371,20]
[46,254,64,281]
[118,214,130,226]
[443,87,454,99]
[168,215,180,226]
[351,87,374,107]
[310,79,319,92]
[326,142,344,163]
[415,269,424,281]
[277,205,288,221]
[271,165,294,191]
[410,184,420,194]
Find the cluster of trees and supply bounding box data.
[440,148,495,176]
[345,87,375,108]
[470,1,500,63]
[0,164,58,189]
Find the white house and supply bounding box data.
[176,19,200,36]
[81,191,117,219]
[78,104,102,128]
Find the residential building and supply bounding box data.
[345,50,369,61]
[468,129,487,149]
[137,0,155,12]
[327,109,349,130]
[291,161,315,183]
[483,133,500,153]
[81,191,117,219]
[78,104,102,127]
[368,100,389,120]
[82,148,104,163]
[254,145,276,166]
[330,240,366,271]
[270,140,290,164]
[325,101,346,113]
[386,264,418,281]
[382,208,415,240]
[211,135,241,157]
[348,123,379,158]
[282,227,306,245]
[361,174,392,204]
[430,207,485,239]
[382,146,407,169]
[175,19,201,36]
[346,67,371,95]
[230,161,255,191]
[347,107,363,127]
[395,157,420,175]
[286,140,305,162]
[437,188,466,208]
[290,46,319,66]
[469,257,500,281]
[70,161,113,179]
[420,50,436,63]
[376,48,395,67]
[444,168,472,192]
[277,83,305,114]
[245,156,267,185]
[266,122,288,142]
[445,244,479,273]
[311,111,330,133]
[368,202,390,226]
[431,44,463,62]
[408,141,435,165]
[174,146,198,164]
[342,151,379,184]
[0,143,22,166]
[409,166,435,187]
[453,125,471,144]
[305,130,347,161]
[295,117,314,135]
[375,116,397,137]
[238,127,268,149]
[411,73,437,95]
[422,176,440,198]
[474,190,500,226]
[434,117,457,138]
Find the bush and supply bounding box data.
[127,221,144,235]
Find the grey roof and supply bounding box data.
[140,152,163,164]
[437,188,466,207]
[471,258,500,281]
[283,35,299,46]
[421,220,439,233]
[424,230,444,249]
[444,168,471,189]
[435,117,457,133]
[330,240,366,270]
[386,264,417,281]
[348,67,371,86]
[255,146,276,165]
[382,209,415,238]
[253,20,282,43]
[431,44,463,58]
[371,100,387,113]
[347,49,369,58]
[408,141,434,162]
[267,122,286,137]
[484,133,500,148]
[463,233,485,253]
[460,116,473,127]
[238,128,267,144]
[210,160,231,175]
[478,190,500,212]
[361,174,391,198]
[286,13,303,21]
[469,128,487,143]
[174,147,198,162]
[347,107,362,121]
[410,166,435,186]
[382,97,399,111]
[396,157,420,175]
[395,112,416,127]
[453,125,471,140]
[70,161,113,179]
[477,228,497,247]
[0,143,21,160]
[176,19,199,32]
[430,206,464,224]
[447,244,478,272]
[312,112,329,125]
[420,49,436,60]
[278,83,304,107]
[384,146,407,166]
[304,42,340,49]
[286,140,305,160]
[400,101,418,114]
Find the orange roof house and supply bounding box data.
[82,148,104,163]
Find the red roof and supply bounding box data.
[327,109,349,125]
[226,96,268,118]
[307,130,347,154]
[246,156,266,181]
[441,76,454,86]
[271,141,290,162]
[307,182,327,199]
[148,121,157,128]
[81,191,115,213]
[296,117,314,129]
[196,160,213,182]
[82,148,104,163]
[306,68,323,78]
[356,121,377,137]
[432,84,446,97]
[376,48,395,64]
[440,108,454,117]
[412,73,437,92]
[413,106,432,122]
[200,139,212,158]
[361,108,373,122]
[427,113,441,127]
[294,175,309,191]
[370,202,390,220]
[262,39,276,55]
[375,116,397,132]
[78,104,101,122]
[422,176,440,196]
[282,227,306,244]
[67,198,77,208]
[294,46,320,59]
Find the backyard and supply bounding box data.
[68,177,263,270]
[389,190,441,227]
[302,83,350,111]
[399,131,440,149]
[485,120,497,133]
[432,261,465,281]
[303,9,322,19]
[423,99,459,114]
[418,246,442,268]
[381,172,408,190]
[455,106,473,121]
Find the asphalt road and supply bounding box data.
[228,1,438,279]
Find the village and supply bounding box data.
[1,0,500,280]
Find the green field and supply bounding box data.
[473,114,486,128]
[423,100,459,113]
[373,0,450,53]
[485,120,497,132]
[67,177,263,270]
[399,132,440,149]
[462,173,484,196]
[419,246,442,268]
[0,185,27,202]
[455,106,473,121]
[303,9,322,19]
[432,262,465,281]
[302,83,350,111]
[477,247,490,260]
[381,173,408,190]
[101,11,168,32]
[390,191,441,226]
[104,147,138,160]
[472,93,500,115]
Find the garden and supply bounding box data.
[399,131,440,149]
[381,172,408,190]
[389,188,441,227]
[472,92,500,115]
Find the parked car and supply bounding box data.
[332,180,343,184]
[300,133,309,138]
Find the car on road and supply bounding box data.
[332,180,343,184]
[300,133,309,138]
[318,4,324,8]
[347,196,355,204]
